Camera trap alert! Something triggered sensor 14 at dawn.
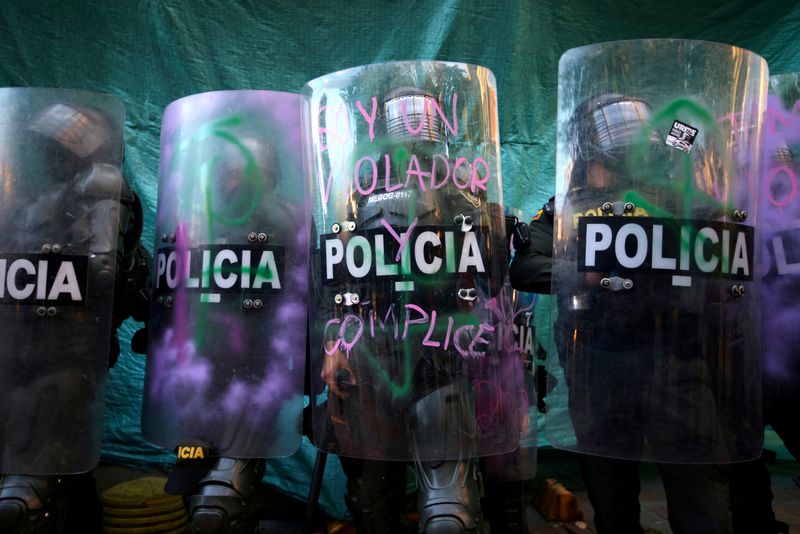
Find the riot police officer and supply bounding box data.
[512,90,753,534]
[730,76,800,534]
[142,90,310,533]
[0,90,149,534]
[306,62,519,533]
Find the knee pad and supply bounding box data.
[409,380,477,461]
[415,459,487,534]
[187,458,264,534]
[189,495,246,534]
[0,475,64,534]
[342,459,411,534]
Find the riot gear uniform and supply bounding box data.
[0,93,149,534]
[306,63,519,534]
[334,87,495,533]
[162,131,284,534]
[180,457,266,534]
[142,91,310,534]
[731,74,800,534]
[473,208,539,534]
[513,95,738,533]
[515,38,767,533]
[508,198,552,294]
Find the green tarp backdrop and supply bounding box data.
[1,0,799,517]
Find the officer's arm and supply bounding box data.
[113,189,151,361]
[509,199,554,294]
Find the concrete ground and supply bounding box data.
[94,446,800,533]
[526,447,800,533]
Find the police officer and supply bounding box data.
[142,91,310,534]
[306,62,518,534]
[511,93,736,534]
[0,92,150,534]
[730,86,800,534]
[322,86,499,534]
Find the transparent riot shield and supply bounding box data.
[0,88,124,474]
[305,61,520,461]
[482,280,538,480]
[548,40,767,463]
[760,73,800,459]
[143,91,309,458]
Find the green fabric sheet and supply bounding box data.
[1,0,799,518]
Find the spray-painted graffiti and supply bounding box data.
[548,41,767,464]
[762,97,800,209]
[307,63,519,460]
[759,74,800,383]
[315,93,493,204]
[143,92,308,457]
[627,98,733,219]
[324,302,496,359]
[565,97,756,287]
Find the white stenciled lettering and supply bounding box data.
[772,235,800,275]
[240,250,251,288]
[584,223,613,267]
[731,232,750,276]
[252,251,281,289]
[37,260,48,300]
[346,236,372,278]
[615,223,648,268]
[580,219,752,279]
[7,259,35,300]
[415,231,442,275]
[695,228,720,273]
[155,247,283,291]
[457,232,485,273]
[166,251,179,288]
[325,240,344,279]
[324,229,487,280]
[213,249,238,289]
[48,262,82,301]
[375,235,399,276]
[156,253,166,289]
[651,225,676,270]
[367,190,412,204]
[0,257,84,303]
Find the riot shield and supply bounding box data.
[142,91,309,458]
[548,40,767,463]
[305,61,520,461]
[482,280,538,480]
[760,73,800,459]
[0,88,124,474]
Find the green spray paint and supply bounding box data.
[627,97,734,267]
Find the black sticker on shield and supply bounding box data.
[665,120,699,153]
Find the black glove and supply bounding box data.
[512,221,531,251]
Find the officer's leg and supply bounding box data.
[414,458,485,534]
[767,384,800,461]
[580,455,643,534]
[71,474,104,533]
[481,476,527,534]
[188,457,265,534]
[567,344,644,534]
[410,380,487,534]
[647,355,732,534]
[339,456,410,534]
[658,462,732,534]
[480,446,535,534]
[0,475,66,534]
[730,455,779,534]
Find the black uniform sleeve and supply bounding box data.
[509,197,554,294]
